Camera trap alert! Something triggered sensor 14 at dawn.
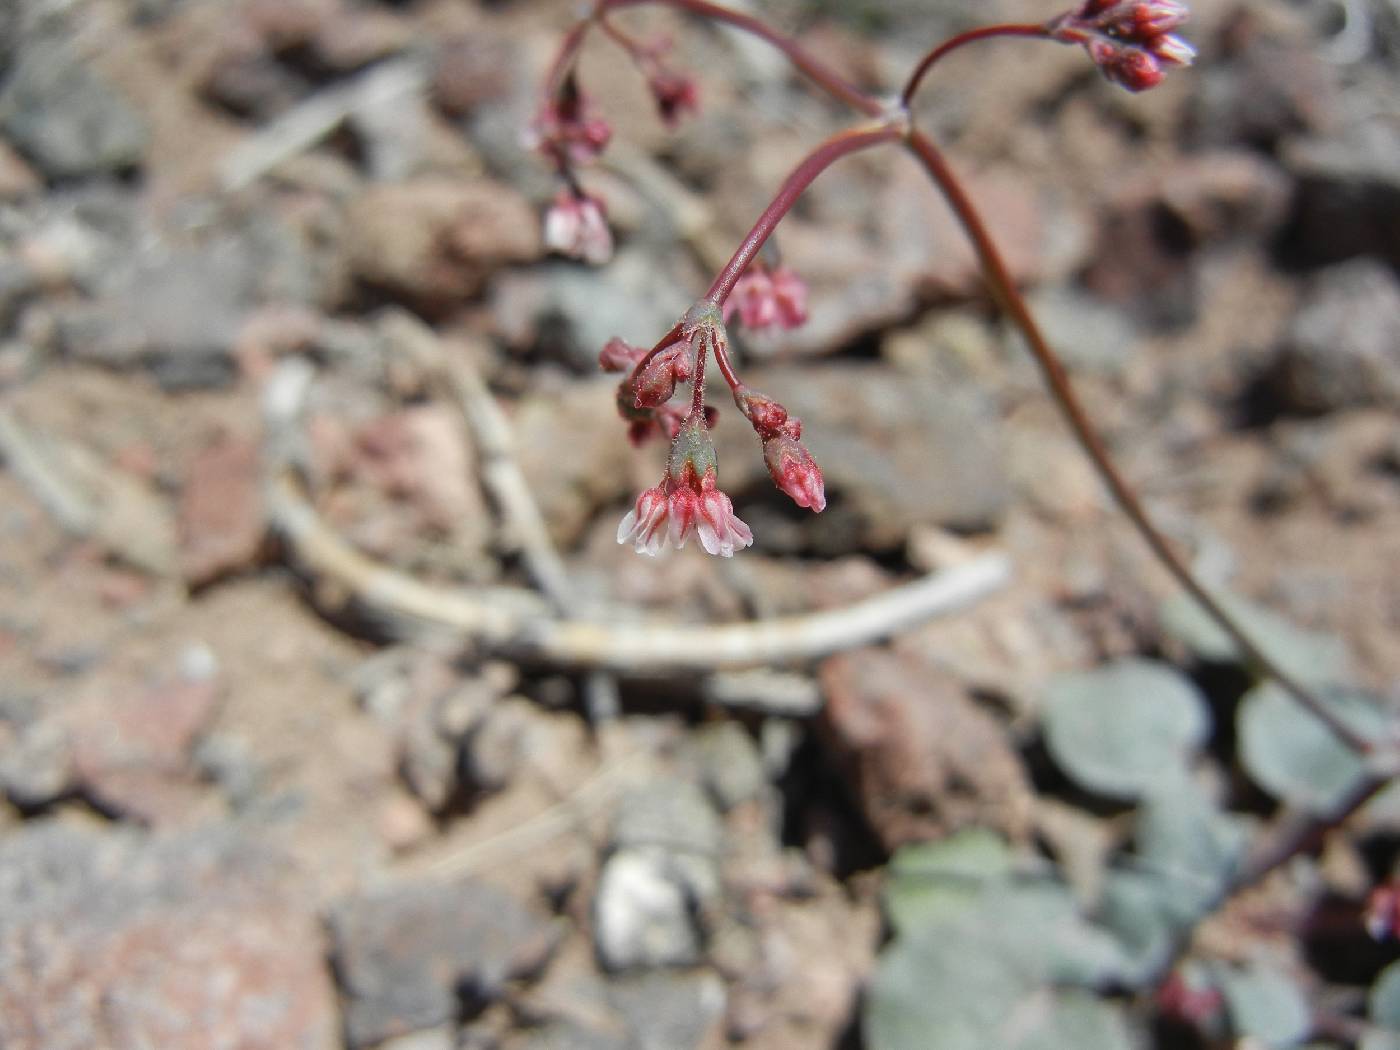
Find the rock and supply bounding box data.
[512,378,634,547]
[1282,116,1400,268]
[1188,21,1335,150]
[0,38,149,179]
[732,365,1008,550]
[0,139,40,199]
[594,782,724,972]
[689,722,767,812]
[0,822,338,1050]
[490,254,691,373]
[66,671,222,825]
[817,649,1033,850]
[178,431,266,585]
[594,849,708,971]
[329,876,557,1048]
[1270,259,1400,413]
[608,971,726,1050]
[1018,287,1141,376]
[431,33,517,116]
[611,781,723,856]
[344,178,540,310]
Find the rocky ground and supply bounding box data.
[0,0,1398,1048]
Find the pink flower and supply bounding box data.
[543,191,612,265]
[648,70,699,127]
[617,415,753,557]
[1049,0,1194,92]
[529,77,613,165]
[723,265,809,330]
[763,432,826,512]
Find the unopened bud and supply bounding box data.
[732,385,789,438]
[633,341,693,409]
[763,432,826,512]
[599,336,646,373]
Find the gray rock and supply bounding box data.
[733,365,1008,550]
[690,722,767,812]
[1020,287,1140,377]
[0,38,149,179]
[611,781,723,856]
[329,876,557,1048]
[593,848,710,971]
[1273,259,1400,412]
[1284,118,1400,268]
[608,971,726,1050]
[0,821,338,1050]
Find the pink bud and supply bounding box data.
[732,385,789,438]
[763,433,826,512]
[724,265,810,331]
[632,341,693,409]
[543,191,612,265]
[1148,32,1196,67]
[530,79,613,166]
[599,336,647,373]
[649,70,699,127]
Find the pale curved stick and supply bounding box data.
[263,359,1012,674]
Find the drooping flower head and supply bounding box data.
[724,260,809,331]
[528,73,613,166]
[648,69,700,127]
[1048,0,1194,92]
[543,190,612,265]
[617,414,753,557]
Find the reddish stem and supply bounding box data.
[709,330,743,391]
[603,0,883,116]
[900,23,1050,106]
[705,123,902,306]
[690,332,709,417]
[902,127,1369,756]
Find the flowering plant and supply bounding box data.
[532,0,1366,766]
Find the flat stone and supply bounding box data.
[0,38,149,179]
[329,875,557,1047]
[0,822,337,1050]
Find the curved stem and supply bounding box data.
[705,123,902,305]
[603,0,883,116]
[900,23,1049,107]
[902,127,1371,757]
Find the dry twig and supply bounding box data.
[263,359,1012,674]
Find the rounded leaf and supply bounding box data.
[1161,591,1349,685]
[1042,659,1210,800]
[1370,960,1400,1029]
[1219,963,1311,1047]
[1238,683,1387,814]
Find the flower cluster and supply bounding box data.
[724,260,809,332]
[617,413,753,557]
[1048,0,1194,91]
[528,74,612,166]
[611,301,825,557]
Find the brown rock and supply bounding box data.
[68,675,221,825]
[345,178,540,309]
[817,649,1032,850]
[179,433,266,585]
[0,823,338,1050]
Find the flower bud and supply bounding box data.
[599,336,646,373]
[732,385,789,438]
[763,432,826,512]
[632,341,693,409]
[649,70,699,127]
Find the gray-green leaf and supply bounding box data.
[1042,659,1210,801]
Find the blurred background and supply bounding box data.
[0,0,1397,1047]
